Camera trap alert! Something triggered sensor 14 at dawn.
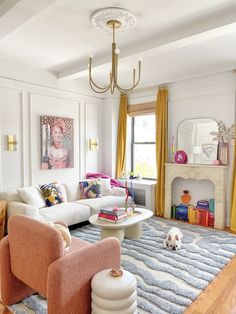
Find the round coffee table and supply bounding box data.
[89,207,153,242]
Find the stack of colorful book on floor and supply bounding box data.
[98,208,127,223]
[171,198,215,227]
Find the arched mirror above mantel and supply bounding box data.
[177,118,218,164]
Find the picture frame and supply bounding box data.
[40,115,74,170]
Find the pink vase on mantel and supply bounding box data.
[218,142,229,165]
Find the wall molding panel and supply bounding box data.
[0,77,102,191]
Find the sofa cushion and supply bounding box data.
[39,202,90,226]
[64,182,80,202]
[75,195,132,215]
[17,186,45,208]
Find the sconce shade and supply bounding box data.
[89,138,99,151]
[7,135,17,151]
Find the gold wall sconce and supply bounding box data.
[89,138,99,151]
[7,135,17,151]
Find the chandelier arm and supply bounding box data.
[89,56,111,90]
[89,80,111,94]
[116,75,141,93]
[90,75,111,91]
[116,61,141,93]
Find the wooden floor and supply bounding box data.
[0,304,10,314]
[185,253,236,314]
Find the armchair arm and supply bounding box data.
[7,201,40,219]
[0,236,35,305]
[47,237,120,314]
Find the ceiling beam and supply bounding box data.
[57,9,236,81]
[0,0,57,40]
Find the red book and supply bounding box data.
[201,210,209,227]
[98,213,117,221]
[208,213,215,227]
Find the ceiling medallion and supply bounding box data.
[89,7,141,94]
[91,7,136,32]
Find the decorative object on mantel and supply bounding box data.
[171,135,175,162]
[89,7,141,94]
[201,143,218,164]
[210,121,235,143]
[174,150,188,164]
[210,121,235,166]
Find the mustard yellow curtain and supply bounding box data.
[230,141,236,231]
[155,87,168,216]
[116,94,128,178]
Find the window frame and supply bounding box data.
[130,115,156,180]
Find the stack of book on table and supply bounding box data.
[98,208,127,223]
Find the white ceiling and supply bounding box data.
[0,0,236,89]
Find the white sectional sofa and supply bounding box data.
[0,180,130,227]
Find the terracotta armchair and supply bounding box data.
[0,215,120,314]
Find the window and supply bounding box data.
[128,114,156,179]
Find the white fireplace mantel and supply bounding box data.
[164,163,228,229]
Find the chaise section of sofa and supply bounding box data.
[0,179,130,227]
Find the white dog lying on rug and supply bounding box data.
[163,227,183,251]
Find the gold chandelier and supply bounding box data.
[89,9,141,95]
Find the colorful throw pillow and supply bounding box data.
[40,183,64,207]
[79,179,102,199]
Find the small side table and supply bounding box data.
[91,268,137,314]
[0,200,7,240]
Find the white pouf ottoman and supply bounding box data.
[91,268,137,314]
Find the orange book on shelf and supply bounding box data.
[196,209,202,225]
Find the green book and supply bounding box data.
[171,205,177,219]
[209,199,215,213]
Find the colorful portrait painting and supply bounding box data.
[41,116,74,170]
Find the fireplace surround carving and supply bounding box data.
[164,163,228,229]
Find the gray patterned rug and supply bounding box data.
[8,217,236,314]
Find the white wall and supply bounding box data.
[0,59,103,191]
[103,71,236,225]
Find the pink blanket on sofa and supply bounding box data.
[85,172,123,188]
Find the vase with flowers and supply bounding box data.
[210,121,235,165]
